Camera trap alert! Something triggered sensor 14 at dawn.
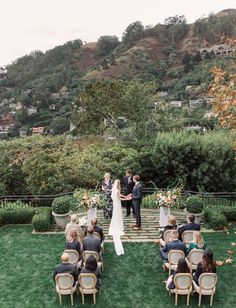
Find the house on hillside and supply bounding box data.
[32,127,44,135]
[170,101,182,108]
[27,106,37,115]
[186,125,206,132]
[157,91,168,97]
[189,99,204,108]
[49,104,56,111]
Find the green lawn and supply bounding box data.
[0,225,236,308]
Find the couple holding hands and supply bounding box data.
[105,170,142,256]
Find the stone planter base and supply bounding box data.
[52,211,71,228]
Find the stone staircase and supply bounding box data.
[42,209,187,243]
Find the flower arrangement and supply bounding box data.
[78,215,88,227]
[156,186,182,208]
[73,189,102,210]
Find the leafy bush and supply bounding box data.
[186,196,204,213]
[32,207,51,231]
[51,196,71,214]
[0,203,35,226]
[142,194,157,208]
[207,211,227,230]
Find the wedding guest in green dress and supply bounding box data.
[187,231,207,254]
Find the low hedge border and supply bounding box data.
[204,205,236,230]
[0,202,52,231]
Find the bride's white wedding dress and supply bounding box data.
[108,187,124,256]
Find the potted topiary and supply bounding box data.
[185,195,204,224]
[52,196,71,228]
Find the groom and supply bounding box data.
[131,175,142,230]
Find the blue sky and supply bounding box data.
[0,0,235,66]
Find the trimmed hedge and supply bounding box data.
[0,202,52,231]
[0,205,35,226]
[32,207,52,232]
[204,205,236,230]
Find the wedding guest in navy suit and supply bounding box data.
[123,169,134,217]
[52,253,78,286]
[160,230,187,262]
[178,214,201,240]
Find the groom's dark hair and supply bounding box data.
[126,169,132,175]
[133,175,140,181]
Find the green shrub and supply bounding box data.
[220,206,236,221]
[32,209,51,232]
[51,196,71,214]
[0,206,35,226]
[142,193,157,208]
[207,211,227,230]
[186,196,204,213]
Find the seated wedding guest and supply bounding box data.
[83,226,101,257]
[187,231,207,254]
[178,214,200,240]
[166,258,190,290]
[52,253,78,286]
[193,249,216,285]
[80,255,101,291]
[91,218,104,243]
[160,230,187,262]
[158,215,177,246]
[65,214,83,239]
[65,229,82,259]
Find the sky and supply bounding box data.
[0,0,236,67]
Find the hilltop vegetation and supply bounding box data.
[0,9,236,136]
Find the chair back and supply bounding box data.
[56,273,74,291]
[174,273,192,290]
[64,249,80,265]
[163,230,172,243]
[168,250,185,265]
[94,232,101,240]
[79,273,97,290]
[83,251,99,263]
[199,273,218,290]
[182,231,194,245]
[189,249,204,266]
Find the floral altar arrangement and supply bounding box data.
[156,186,182,208]
[78,215,88,227]
[73,190,103,210]
[156,186,182,227]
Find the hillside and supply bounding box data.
[0,9,236,137]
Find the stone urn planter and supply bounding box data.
[185,196,204,224]
[52,196,71,228]
[52,211,71,228]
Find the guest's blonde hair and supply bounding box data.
[68,229,79,241]
[168,215,176,226]
[193,231,204,248]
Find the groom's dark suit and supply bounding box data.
[132,182,142,227]
[123,175,134,216]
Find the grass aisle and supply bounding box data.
[0,225,236,308]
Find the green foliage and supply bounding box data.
[145,131,236,191]
[122,21,145,46]
[142,193,157,208]
[97,35,120,57]
[185,196,204,213]
[51,196,71,214]
[0,203,35,226]
[204,207,228,230]
[32,207,52,231]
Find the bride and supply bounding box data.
[108,179,131,256]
